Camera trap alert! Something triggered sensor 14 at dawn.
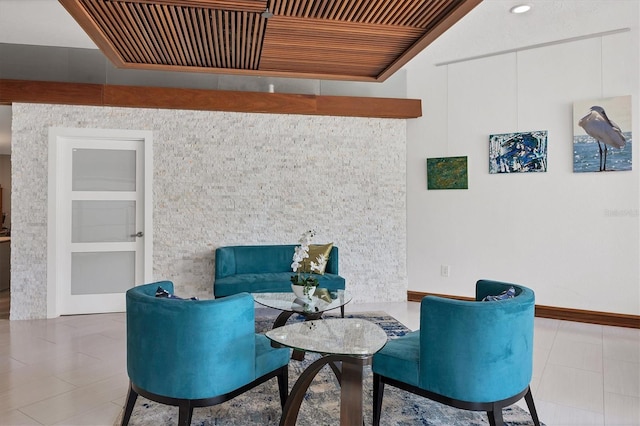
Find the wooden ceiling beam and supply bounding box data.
[0,80,104,106]
[0,79,422,119]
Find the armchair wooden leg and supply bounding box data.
[524,386,541,426]
[120,382,138,426]
[486,406,504,426]
[277,365,289,408]
[372,374,385,426]
[177,401,193,426]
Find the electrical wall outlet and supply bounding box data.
[441,265,450,277]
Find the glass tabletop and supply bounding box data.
[252,289,352,315]
[265,318,388,357]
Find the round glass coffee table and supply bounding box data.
[252,289,352,329]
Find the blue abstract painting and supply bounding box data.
[489,131,548,173]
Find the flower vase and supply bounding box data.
[292,284,316,300]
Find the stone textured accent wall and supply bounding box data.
[11,103,407,319]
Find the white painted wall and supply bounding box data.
[405,2,640,315]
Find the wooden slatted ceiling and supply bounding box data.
[269,0,454,27]
[77,0,266,69]
[260,17,422,77]
[59,0,482,81]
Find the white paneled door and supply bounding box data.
[48,128,153,316]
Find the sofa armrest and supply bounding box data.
[325,246,339,275]
[215,247,236,279]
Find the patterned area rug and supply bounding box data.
[115,310,542,425]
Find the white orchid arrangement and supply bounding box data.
[291,230,327,295]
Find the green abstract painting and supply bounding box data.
[427,156,468,190]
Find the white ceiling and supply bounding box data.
[0,0,637,155]
[0,0,97,49]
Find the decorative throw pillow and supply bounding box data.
[482,286,516,301]
[155,286,198,300]
[301,243,333,274]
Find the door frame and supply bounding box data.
[47,127,153,318]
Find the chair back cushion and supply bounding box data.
[126,282,256,399]
[419,280,535,403]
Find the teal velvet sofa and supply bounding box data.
[213,244,346,297]
[121,281,291,426]
[372,279,540,426]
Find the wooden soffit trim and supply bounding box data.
[0,79,422,118]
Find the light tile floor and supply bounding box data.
[0,301,637,425]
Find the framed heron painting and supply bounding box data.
[573,95,632,172]
[489,131,548,173]
[426,156,468,190]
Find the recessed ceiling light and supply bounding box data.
[510,4,531,14]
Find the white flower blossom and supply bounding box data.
[298,230,315,248]
[292,245,309,265]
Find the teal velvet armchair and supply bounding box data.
[372,280,540,426]
[121,281,291,426]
